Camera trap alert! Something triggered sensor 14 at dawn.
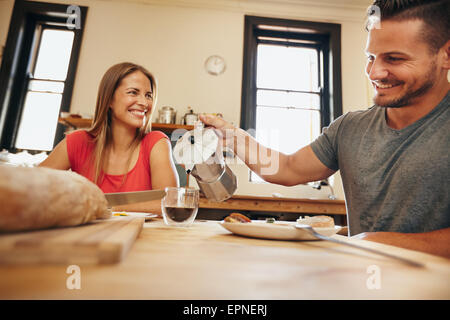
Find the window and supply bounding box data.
[241,16,342,182]
[15,27,75,151]
[0,1,87,151]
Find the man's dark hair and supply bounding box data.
[367,0,450,53]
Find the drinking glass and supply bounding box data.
[161,187,199,227]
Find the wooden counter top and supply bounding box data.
[199,195,346,215]
[0,219,448,300]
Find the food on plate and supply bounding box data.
[223,213,335,229]
[224,212,251,223]
[263,217,293,227]
[113,212,128,216]
[0,165,111,232]
[296,215,335,228]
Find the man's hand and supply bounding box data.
[198,114,237,149]
[198,114,235,130]
[352,229,450,259]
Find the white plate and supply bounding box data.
[112,212,158,221]
[219,220,341,241]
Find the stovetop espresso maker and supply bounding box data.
[173,123,237,202]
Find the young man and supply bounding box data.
[200,0,450,258]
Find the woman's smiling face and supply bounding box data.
[110,70,153,129]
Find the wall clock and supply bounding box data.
[204,55,226,76]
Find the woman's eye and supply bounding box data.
[146,94,153,100]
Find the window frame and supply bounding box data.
[0,0,88,151]
[241,15,342,133]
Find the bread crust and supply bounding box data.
[0,165,111,232]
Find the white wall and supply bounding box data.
[0,0,374,200]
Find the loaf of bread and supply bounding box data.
[0,165,111,232]
[296,215,335,228]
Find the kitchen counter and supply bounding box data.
[0,219,448,299]
[198,195,347,225]
[200,195,346,215]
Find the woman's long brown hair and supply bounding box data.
[86,62,158,185]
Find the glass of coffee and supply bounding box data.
[161,187,199,227]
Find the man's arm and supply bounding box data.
[352,228,450,259]
[199,114,335,186]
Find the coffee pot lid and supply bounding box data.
[173,123,221,172]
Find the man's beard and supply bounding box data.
[373,62,437,108]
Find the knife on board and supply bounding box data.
[104,189,166,207]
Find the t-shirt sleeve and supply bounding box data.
[310,113,347,171]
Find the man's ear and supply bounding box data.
[440,40,450,70]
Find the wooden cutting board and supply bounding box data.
[0,217,144,265]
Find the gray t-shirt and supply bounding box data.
[310,91,449,235]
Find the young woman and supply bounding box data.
[40,62,179,213]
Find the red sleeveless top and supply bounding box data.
[66,130,168,193]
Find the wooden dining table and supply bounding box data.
[0,218,449,300]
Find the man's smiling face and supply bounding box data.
[365,19,439,108]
